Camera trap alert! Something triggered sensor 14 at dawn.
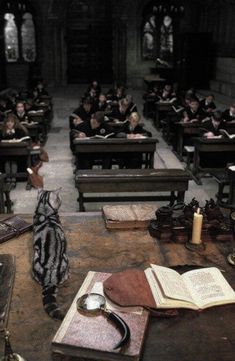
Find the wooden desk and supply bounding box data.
[0,212,235,361]
[73,138,158,169]
[0,142,40,180]
[155,101,173,129]
[192,138,235,183]
[176,122,202,159]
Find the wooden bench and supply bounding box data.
[75,168,190,211]
[73,137,158,169]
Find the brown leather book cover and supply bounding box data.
[102,204,156,229]
[0,216,33,244]
[52,271,149,361]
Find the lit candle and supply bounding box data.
[191,208,203,244]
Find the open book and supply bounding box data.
[1,136,31,143]
[77,132,115,140]
[219,129,235,139]
[145,265,235,310]
[172,105,184,113]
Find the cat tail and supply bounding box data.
[42,285,64,320]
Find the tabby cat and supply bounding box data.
[32,189,69,320]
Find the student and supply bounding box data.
[124,95,138,116]
[0,97,12,122]
[143,84,161,116]
[117,112,152,138]
[183,98,207,123]
[85,80,101,100]
[159,83,176,101]
[70,97,95,129]
[200,94,216,115]
[36,80,49,97]
[223,103,235,122]
[72,111,115,169]
[14,101,29,123]
[0,113,29,187]
[117,112,152,169]
[106,84,126,103]
[202,110,225,138]
[94,94,108,112]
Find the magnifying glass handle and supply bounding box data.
[105,310,131,350]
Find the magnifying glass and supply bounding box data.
[76,293,130,350]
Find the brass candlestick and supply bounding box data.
[0,330,27,361]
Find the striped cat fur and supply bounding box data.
[32,189,69,320]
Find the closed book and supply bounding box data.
[102,204,156,229]
[0,216,33,244]
[52,271,149,361]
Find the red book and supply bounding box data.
[52,271,149,361]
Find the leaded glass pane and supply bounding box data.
[21,12,36,62]
[4,13,19,62]
[143,15,155,60]
[160,15,173,66]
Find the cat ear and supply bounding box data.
[55,187,62,195]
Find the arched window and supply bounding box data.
[4,13,19,62]
[3,0,36,63]
[142,1,184,67]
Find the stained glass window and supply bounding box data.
[21,13,36,62]
[142,2,184,65]
[4,13,19,62]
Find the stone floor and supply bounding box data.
[10,86,223,213]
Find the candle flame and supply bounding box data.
[197,208,200,214]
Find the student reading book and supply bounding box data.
[103,264,235,311]
[219,128,235,139]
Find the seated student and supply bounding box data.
[106,84,126,103]
[116,112,152,169]
[159,83,176,101]
[85,80,101,100]
[14,101,29,123]
[117,112,152,138]
[0,113,29,187]
[70,97,95,129]
[124,95,138,115]
[143,84,161,117]
[183,98,207,123]
[200,94,216,115]
[94,93,108,112]
[72,111,115,169]
[200,110,228,168]
[201,110,225,138]
[36,80,49,97]
[223,103,235,122]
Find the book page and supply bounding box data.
[183,267,235,309]
[151,264,193,303]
